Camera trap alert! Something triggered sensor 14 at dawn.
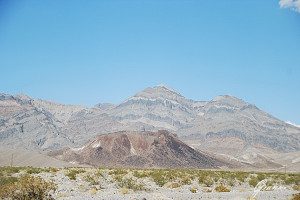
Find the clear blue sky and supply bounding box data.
[0,0,299,124]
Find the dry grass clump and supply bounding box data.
[119,187,129,195]
[165,182,181,189]
[215,184,231,192]
[49,167,59,173]
[89,187,98,195]
[293,185,300,191]
[0,175,56,200]
[292,193,300,200]
[190,186,197,193]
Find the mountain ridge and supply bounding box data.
[0,86,299,170]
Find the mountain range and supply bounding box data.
[0,86,299,170]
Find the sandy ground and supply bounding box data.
[0,147,75,167]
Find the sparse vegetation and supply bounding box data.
[26,167,44,174]
[0,166,23,175]
[117,177,145,191]
[84,174,98,185]
[148,169,169,187]
[109,168,128,176]
[249,176,259,187]
[0,166,299,199]
[65,168,85,180]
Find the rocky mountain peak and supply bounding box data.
[133,85,184,100]
[15,94,32,101]
[212,95,249,108]
[94,103,115,111]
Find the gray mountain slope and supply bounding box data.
[0,94,75,150]
[179,95,300,152]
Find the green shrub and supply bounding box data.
[198,175,214,187]
[84,175,98,185]
[109,168,127,176]
[235,172,248,183]
[181,176,192,185]
[284,174,300,185]
[26,167,43,174]
[149,170,168,187]
[257,173,266,181]
[65,168,85,180]
[0,176,19,186]
[133,170,149,179]
[266,180,275,187]
[117,178,145,191]
[249,177,259,187]
[0,166,22,175]
[227,179,235,186]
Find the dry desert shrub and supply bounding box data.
[292,193,300,200]
[215,184,230,192]
[190,186,197,193]
[65,168,85,180]
[0,175,57,200]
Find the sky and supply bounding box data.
[0,0,299,124]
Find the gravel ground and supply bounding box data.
[36,169,298,200]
